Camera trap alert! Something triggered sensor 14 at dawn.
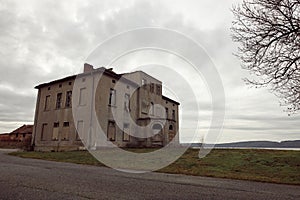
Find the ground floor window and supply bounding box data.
[107,121,116,141]
[123,123,130,141]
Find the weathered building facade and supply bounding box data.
[32,64,179,151]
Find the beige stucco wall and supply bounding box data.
[32,66,179,151]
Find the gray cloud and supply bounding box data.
[0,0,298,143]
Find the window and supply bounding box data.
[62,122,70,140]
[169,125,173,130]
[44,95,51,111]
[79,88,86,106]
[172,110,175,120]
[124,93,130,112]
[76,120,84,141]
[65,91,72,108]
[109,89,116,106]
[68,82,72,85]
[107,121,116,141]
[59,84,62,88]
[165,107,168,119]
[41,123,48,141]
[142,79,146,86]
[48,87,51,90]
[123,123,130,141]
[52,122,59,140]
[56,93,62,109]
[156,85,161,95]
[54,122,59,127]
[150,83,154,93]
[141,100,149,114]
[150,102,154,115]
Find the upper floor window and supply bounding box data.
[63,122,69,127]
[165,107,168,119]
[44,95,51,111]
[150,83,154,93]
[124,93,130,112]
[156,85,161,95]
[150,102,154,115]
[65,91,72,108]
[79,88,86,106]
[109,89,116,106]
[172,110,175,120]
[56,93,62,109]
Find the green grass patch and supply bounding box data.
[9,148,300,185]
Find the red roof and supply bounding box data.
[10,125,33,135]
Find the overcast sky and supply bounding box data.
[0,0,299,143]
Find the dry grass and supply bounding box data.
[9,148,300,185]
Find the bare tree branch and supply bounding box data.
[231,0,300,114]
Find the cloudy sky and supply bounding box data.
[0,0,299,143]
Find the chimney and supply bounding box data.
[84,63,94,73]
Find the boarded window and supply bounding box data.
[150,102,154,115]
[41,123,48,141]
[124,93,130,112]
[142,79,147,86]
[109,89,116,106]
[79,88,87,106]
[165,107,168,119]
[150,83,154,93]
[62,122,69,140]
[107,121,116,141]
[156,85,161,95]
[152,123,162,142]
[123,123,130,141]
[172,110,175,120]
[65,91,72,108]
[56,93,62,109]
[141,100,149,114]
[44,95,51,111]
[52,122,59,140]
[76,120,84,141]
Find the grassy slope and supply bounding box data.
[9,148,300,185]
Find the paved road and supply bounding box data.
[0,149,299,200]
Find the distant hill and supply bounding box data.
[183,140,300,148]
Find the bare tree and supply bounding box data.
[231,0,300,114]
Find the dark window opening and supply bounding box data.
[65,91,72,108]
[150,83,154,93]
[107,121,116,141]
[44,95,51,111]
[56,93,62,109]
[109,89,116,106]
[156,85,161,95]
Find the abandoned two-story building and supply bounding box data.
[32,64,179,151]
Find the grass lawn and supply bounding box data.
[9,148,300,185]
